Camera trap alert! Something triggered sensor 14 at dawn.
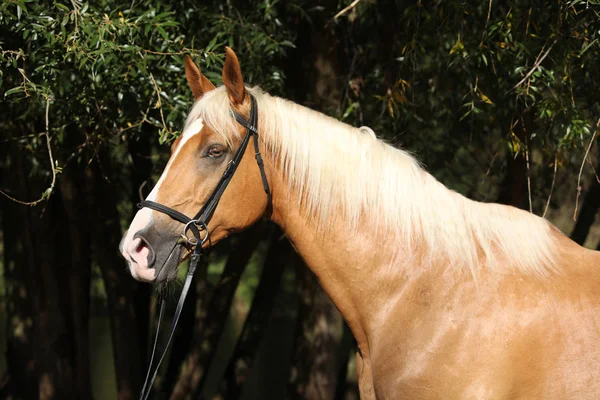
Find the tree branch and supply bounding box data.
[574,118,600,220]
[511,39,558,91]
[0,97,58,206]
[149,72,168,132]
[543,153,558,219]
[329,0,361,24]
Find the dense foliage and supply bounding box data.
[1,0,600,399]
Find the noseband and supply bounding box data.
[137,94,270,400]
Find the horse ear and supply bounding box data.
[184,54,216,100]
[222,47,246,105]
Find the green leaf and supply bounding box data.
[154,11,172,21]
[16,0,28,13]
[459,109,472,121]
[449,34,464,55]
[157,26,169,42]
[580,38,598,56]
[4,86,24,97]
[206,35,218,52]
[55,3,70,12]
[204,71,222,84]
[342,102,358,120]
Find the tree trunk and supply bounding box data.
[283,0,344,111]
[85,153,143,400]
[3,142,78,399]
[169,226,263,399]
[1,145,38,399]
[57,162,93,399]
[497,114,532,210]
[334,324,356,400]
[128,125,154,367]
[215,228,290,399]
[570,179,600,245]
[287,266,343,400]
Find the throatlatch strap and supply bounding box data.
[231,95,271,204]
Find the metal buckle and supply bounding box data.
[182,220,209,246]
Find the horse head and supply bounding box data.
[120,48,270,282]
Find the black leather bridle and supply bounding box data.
[137,94,270,400]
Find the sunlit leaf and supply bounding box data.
[449,34,464,55]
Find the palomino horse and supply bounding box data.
[121,47,600,399]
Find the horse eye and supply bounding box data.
[207,145,225,158]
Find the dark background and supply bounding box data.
[1,0,600,399]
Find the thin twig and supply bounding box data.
[0,132,44,143]
[118,97,155,135]
[149,73,167,131]
[543,153,558,218]
[138,181,148,202]
[525,135,533,213]
[0,97,57,206]
[119,118,147,134]
[1,49,26,58]
[479,0,493,46]
[143,49,198,56]
[480,150,499,190]
[70,0,81,32]
[568,60,575,107]
[94,99,109,133]
[329,0,361,23]
[17,67,32,97]
[511,38,558,91]
[484,151,499,177]
[586,156,600,184]
[573,118,600,220]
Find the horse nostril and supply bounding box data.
[133,234,156,268]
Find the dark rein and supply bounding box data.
[137,94,270,400]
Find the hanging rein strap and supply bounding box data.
[137,94,270,400]
[138,245,201,400]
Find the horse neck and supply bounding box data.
[262,141,552,355]
[257,101,556,353]
[267,163,425,352]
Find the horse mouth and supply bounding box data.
[154,243,194,283]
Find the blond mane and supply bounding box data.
[185,86,558,276]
